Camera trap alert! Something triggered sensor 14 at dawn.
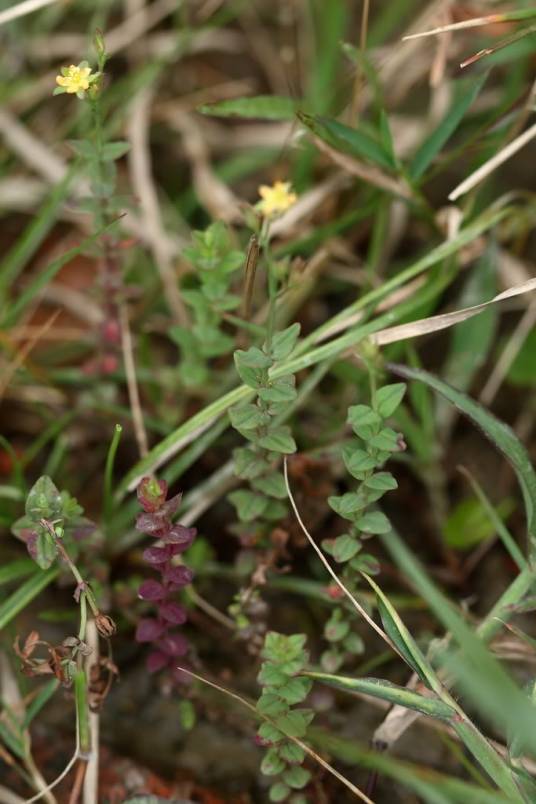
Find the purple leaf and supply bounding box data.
[158,602,187,625]
[23,529,39,561]
[158,632,189,657]
[138,580,165,601]
[162,565,194,587]
[142,545,171,565]
[136,511,168,536]
[160,492,182,518]
[166,525,196,549]
[146,651,170,673]
[135,618,165,642]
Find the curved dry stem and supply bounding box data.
[283,458,396,652]
[23,750,78,804]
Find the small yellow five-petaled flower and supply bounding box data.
[54,62,99,99]
[257,180,297,218]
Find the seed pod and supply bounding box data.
[95,613,117,638]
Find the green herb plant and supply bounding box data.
[57,34,131,377]
[7,476,115,799]
[226,197,301,633]
[169,222,245,388]
[256,632,313,803]
[320,378,407,671]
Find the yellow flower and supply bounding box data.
[257,181,297,217]
[55,63,95,98]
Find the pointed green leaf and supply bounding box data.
[364,472,398,492]
[271,323,301,361]
[200,95,299,120]
[299,112,396,170]
[375,383,407,418]
[409,72,488,181]
[304,671,455,719]
[252,473,287,499]
[228,490,268,521]
[332,533,360,563]
[258,428,297,454]
[25,476,62,521]
[363,573,437,689]
[355,511,391,534]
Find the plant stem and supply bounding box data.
[103,424,122,522]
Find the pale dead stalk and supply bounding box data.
[449,121,536,201]
[82,621,99,804]
[403,13,521,40]
[0,0,59,27]
[283,459,395,650]
[118,301,149,459]
[480,298,536,405]
[0,311,60,400]
[127,86,189,325]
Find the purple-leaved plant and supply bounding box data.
[135,476,196,682]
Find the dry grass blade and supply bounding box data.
[0,0,59,26]
[0,788,25,804]
[480,298,536,405]
[0,653,56,804]
[175,667,375,804]
[460,23,536,69]
[170,110,242,223]
[449,122,536,201]
[270,173,351,237]
[284,459,395,650]
[0,311,60,401]
[119,301,149,459]
[127,87,189,325]
[369,277,536,346]
[403,10,536,40]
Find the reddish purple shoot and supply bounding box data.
[135,477,196,682]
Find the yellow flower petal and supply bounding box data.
[55,64,95,96]
[257,180,297,217]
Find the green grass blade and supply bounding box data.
[118,209,506,497]
[304,207,507,348]
[304,671,455,719]
[363,573,440,690]
[23,678,59,729]
[298,112,396,170]
[460,468,527,571]
[382,528,536,765]
[0,165,77,303]
[438,249,498,435]
[0,558,36,586]
[390,364,536,552]
[409,72,488,180]
[0,719,25,760]
[103,424,122,522]
[0,567,59,630]
[2,221,115,328]
[199,96,299,120]
[310,729,516,804]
